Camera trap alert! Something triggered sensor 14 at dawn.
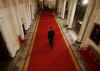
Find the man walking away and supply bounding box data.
[48,26,55,48]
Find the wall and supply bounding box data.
[48,0,56,9]
[15,0,38,38]
[82,0,100,54]
[0,0,38,57]
[0,7,20,57]
[57,0,70,19]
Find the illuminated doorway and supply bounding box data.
[72,0,88,34]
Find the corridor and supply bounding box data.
[21,10,80,71]
[0,0,100,71]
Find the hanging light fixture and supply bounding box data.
[82,0,88,5]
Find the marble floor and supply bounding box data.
[56,16,89,71]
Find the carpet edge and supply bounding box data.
[22,16,40,71]
[54,15,82,71]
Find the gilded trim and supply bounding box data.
[22,16,40,71]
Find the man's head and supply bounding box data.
[49,26,53,30]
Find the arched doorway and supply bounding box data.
[65,2,68,19]
[72,0,88,34]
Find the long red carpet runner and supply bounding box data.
[23,10,80,71]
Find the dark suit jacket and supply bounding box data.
[48,29,55,40]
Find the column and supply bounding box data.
[61,0,67,19]
[8,0,20,37]
[77,0,95,42]
[16,0,25,39]
[57,0,62,17]
[67,0,78,28]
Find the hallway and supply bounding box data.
[22,10,80,71]
[0,0,100,71]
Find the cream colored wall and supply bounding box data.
[0,8,20,57]
[84,0,100,38]
[57,0,67,18]
[43,0,56,9]
[18,0,38,31]
[77,0,94,42]
[11,0,38,39]
[61,0,67,19]
[48,0,56,9]
[67,0,78,28]
[57,0,63,17]
[81,0,100,54]
[0,0,38,57]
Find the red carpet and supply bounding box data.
[24,10,80,71]
[79,47,100,71]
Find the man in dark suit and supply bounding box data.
[48,26,55,48]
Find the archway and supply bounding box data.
[65,2,68,19]
[77,0,96,42]
[72,0,88,34]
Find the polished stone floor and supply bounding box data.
[56,16,89,71]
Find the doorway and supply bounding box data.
[72,0,88,34]
[65,2,68,19]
